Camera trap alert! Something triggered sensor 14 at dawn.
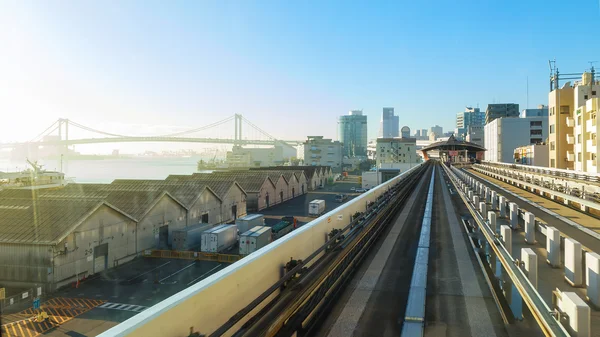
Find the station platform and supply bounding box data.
[469,169,600,253]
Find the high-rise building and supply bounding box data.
[338,110,368,157]
[485,103,519,124]
[484,117,548,163]
[521,105,549,118]
[456,107,485,138]
[429,125,443,139]
[379,107,399,138]
[303,136,343,169]
[400,126,411,138]
[549,71,600,171]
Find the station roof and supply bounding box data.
[420,135,486,152]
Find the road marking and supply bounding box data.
[186,264,223,286]
[159,261,196,283]
[127,261,171,282]
[97,302,148,313]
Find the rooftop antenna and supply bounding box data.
[548,59,557,90]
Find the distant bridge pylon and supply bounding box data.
[0,114,303,150]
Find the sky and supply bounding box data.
[1,0,600,152]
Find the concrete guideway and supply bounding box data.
[426,167,503,337]
[468,169,600,252]
[322,165,431,337]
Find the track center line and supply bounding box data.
[186,264,223,286]
[159,261,196,283]
[127,261,171,282]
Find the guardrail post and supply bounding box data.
[498,196,507,218]
[487,211,497,233]
[524,212,535,244]
[546,227,561,268]
[468,190,473,201]
[479,202,487,216]
[564,238,583,287]
[585,252,600,308]
[491,191,497,210]
[555,292,591,337]
[501,225,512,256]
[521,248,538,288]
[509,202,519,229]
[473,195,480,206]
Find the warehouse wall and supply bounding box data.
[273,177,288,204]
[257,180,276,210]
[296,174,307,195]
[220,185,247,223]
[53,205,135,289]
[137,196,187,251]
[287,175,299,199]
[186,190,221,226]
[0,243,52,288]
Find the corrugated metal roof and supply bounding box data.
[104,190,179,221]
[0,198,123,245]
[196,171,274,192]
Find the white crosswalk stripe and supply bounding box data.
[98,302,148,312]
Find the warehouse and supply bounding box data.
[263,172,288,204]
[0,197,136,292]
[205,172,276,211]
[169,174,248,223]
[259,166,324,190]
[107,180,222,226]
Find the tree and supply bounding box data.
[358,159,375,171]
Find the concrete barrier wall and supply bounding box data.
[99,164,424,337]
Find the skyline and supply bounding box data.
[2,1,600,146]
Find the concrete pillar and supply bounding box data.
[546,227,561,268]
[499,196,506,218]
[586,252,600,308]
[483,187,489,203]
[491,191,497,210]
[524,212,535,244]
[501,225,512,256]
[468,190,473,201]
[509,202,518,229]
[479,202,487,216]
[473,195,480,206]
[521,248,538,288]
[564,238,583,287]
[487,211,497,233]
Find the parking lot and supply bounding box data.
[261,179,361,227]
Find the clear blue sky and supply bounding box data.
[2,0,599,145]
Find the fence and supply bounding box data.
[143,250,243,263]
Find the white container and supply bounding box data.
[309,199,326,216]
[172,223,215,251]
[235,214,264,234]
[201,224,238,253]
[239,226,272,255]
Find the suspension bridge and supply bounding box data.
[0,114,303,151]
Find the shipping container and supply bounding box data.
[235,214,264,234]
[271,220,294,240]
[201,224,238,253]
[172,223,215,251]
[308,199,326,217]
[239,226,272,255]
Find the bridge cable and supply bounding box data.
[157,115,235,137]
[29,120,60,142]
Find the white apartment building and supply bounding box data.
[303,136,343,169]
[484,116,548,163]
[375,137,419,167]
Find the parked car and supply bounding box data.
[350,187,357,192]
[355,188,367,193]
[335,194,348,202]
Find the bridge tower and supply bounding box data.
[234,114,242,147]
[57,118,69,159]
